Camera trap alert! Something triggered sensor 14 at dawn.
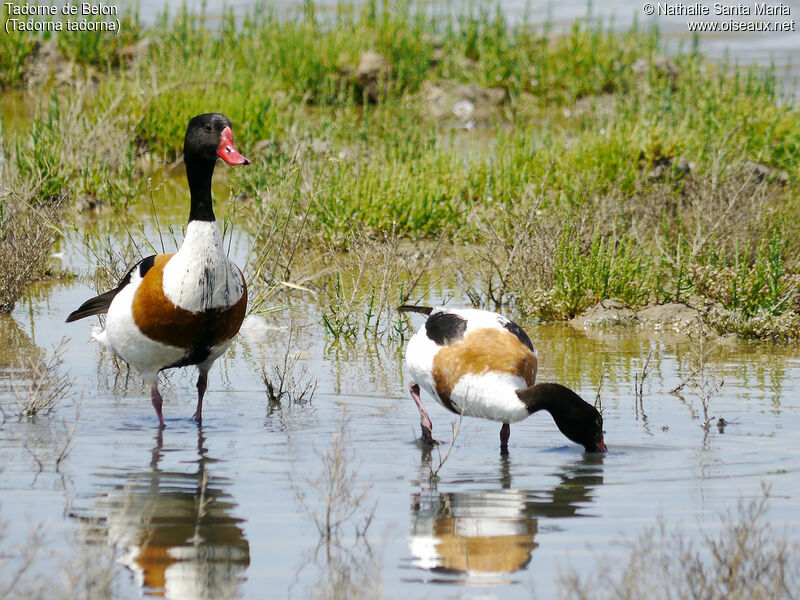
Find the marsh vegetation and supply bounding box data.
[2,0,799,339]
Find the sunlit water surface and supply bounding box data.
[1,181,800,599]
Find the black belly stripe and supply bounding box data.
[433,382,461,415]
[133,254,247,353]
[438,393,460,415]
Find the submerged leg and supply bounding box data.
[410,382,435,445]
[151,385,165,427]
[193,369,208,422]
[500,422,510,454]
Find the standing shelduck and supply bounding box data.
[67,113,250,426]
[400,305,607,453]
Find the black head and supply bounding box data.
[184,113,250,165]
[521,383,607,453]
[565,399,606,453]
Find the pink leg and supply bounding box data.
[193,370,208,422]
[410,382,435,445]
[151,385,165,427]
[500,423,510,454]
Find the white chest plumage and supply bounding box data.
[162,221,244,313]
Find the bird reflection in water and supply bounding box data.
[409,453,604,583]
[76,426,250,599]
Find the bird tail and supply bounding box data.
[91,324,110,347]
[397,304,434,316]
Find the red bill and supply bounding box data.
[217,126,250,165]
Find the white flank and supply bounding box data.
[162,221,245,312]
[405,326,441,400]
[449,371,529,422]
[102,269,186,385]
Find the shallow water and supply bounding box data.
[1,194,800,598]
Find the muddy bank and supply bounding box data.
[569,298,709,332]
[569,297,800,341]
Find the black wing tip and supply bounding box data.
[397,304,434,316]
[64,254,156,324]
[65,306,105,323]
[503,319,535,351]
[65,289,119,323]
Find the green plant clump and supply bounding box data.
[2,1,799,339]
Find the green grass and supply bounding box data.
[2,1,800,338]
[551,224,653,318]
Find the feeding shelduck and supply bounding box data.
[66,113,250,426]
[400,305,607,453]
